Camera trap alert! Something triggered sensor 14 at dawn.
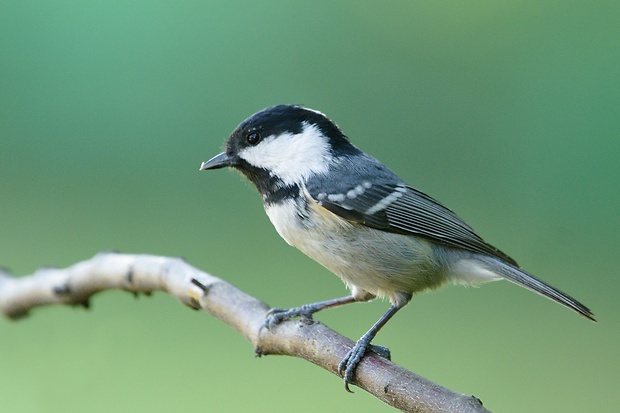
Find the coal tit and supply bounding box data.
[200,104,595,390]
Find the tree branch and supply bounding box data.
[0,252,490,413]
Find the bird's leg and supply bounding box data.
[338,303,404,392]
[264,295,361,330]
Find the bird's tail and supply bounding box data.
[478,255,596,322]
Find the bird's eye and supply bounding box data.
[246,132,261,145]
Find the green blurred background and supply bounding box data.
[1,1,618,412]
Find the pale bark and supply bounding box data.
[0,252,490,413]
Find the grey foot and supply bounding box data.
[263,305,317,330]
[369,344,391,360]
[338,340,390,392]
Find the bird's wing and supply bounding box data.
[306,171,517,266]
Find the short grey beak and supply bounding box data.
[200,152,232,170]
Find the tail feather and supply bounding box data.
[479,256,596,322]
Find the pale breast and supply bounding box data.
[264,194,448,300]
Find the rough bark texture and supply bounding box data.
[0,252,491,413]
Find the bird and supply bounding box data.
[200,104,596,391]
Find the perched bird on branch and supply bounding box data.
[200,104,595,391]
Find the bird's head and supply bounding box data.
[201,105,358,192]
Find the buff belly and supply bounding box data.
[264,196,450,304]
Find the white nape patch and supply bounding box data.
[238,122,331,185]
[302,107,328,117]
[450,258,503,286]
[366,185,407,215]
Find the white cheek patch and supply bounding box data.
[238,123,332,185]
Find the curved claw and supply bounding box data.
[369,344,391,360]
[263,306,315,331]
[265,307,285,318]
[338,343,368,392]
[339,352,356,393]
[263,308,288,330]
[344,380,354,393]
[338,340,390,392]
